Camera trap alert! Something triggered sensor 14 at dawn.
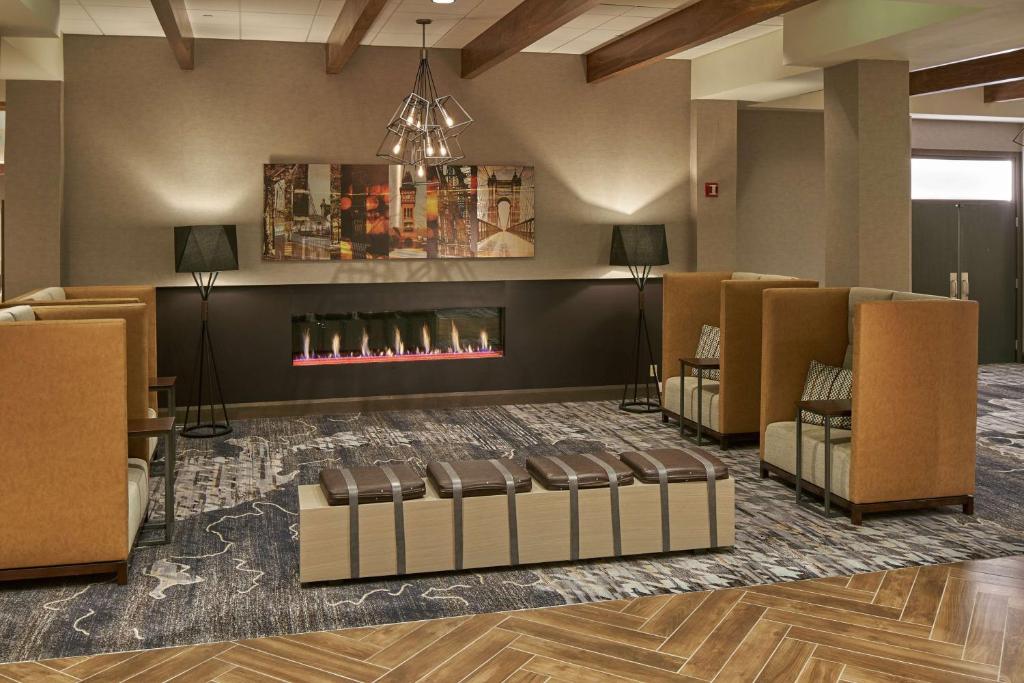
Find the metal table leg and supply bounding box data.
[795,410,803,503]
[679,363,686,439]
[824,418,832,518]
[166,427,176,542]
[696,372,704,446]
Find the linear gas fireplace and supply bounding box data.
[292,307,504,366]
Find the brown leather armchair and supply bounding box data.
[759,287,978,524]
[661,272,817,448]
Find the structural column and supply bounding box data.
[4,80,64,298]
[690,99,738,272]
[824,60,911,289]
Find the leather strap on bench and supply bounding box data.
[490,460,520,566]
[546,456,580,561]
[439,462,464,570]
[632,452,671,552]
[339,468,360,578]
[689,452,719,548]
[579,453,622,557]
[381,466,407,575]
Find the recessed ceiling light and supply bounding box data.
[432,0,455,4]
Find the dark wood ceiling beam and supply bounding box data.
[150,0,194,70]
[585,0,816,84]
[911,48,1024,96]
[984,79,1024,103]
[461,0,601,79]
[326,0,388,74]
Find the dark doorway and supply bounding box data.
[912,151,1021,364]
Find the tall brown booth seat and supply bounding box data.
[0,307,142,584]
[23,303,154,464]
[759,288,978,524]
[4,286,159,400]
[661,272,817,448]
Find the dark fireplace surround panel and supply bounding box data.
[156,279,663,405]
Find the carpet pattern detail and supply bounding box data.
[1,366,1023,663]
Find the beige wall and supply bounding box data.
[4,80,63,297]
[61,37,692,287]
[912,118,1024,154]
[824,60,911,291]
[691,100,737,272]
[736,109,825,282]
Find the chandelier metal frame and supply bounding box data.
[376,19,473,177]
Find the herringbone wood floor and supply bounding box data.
[2,556,1022,683]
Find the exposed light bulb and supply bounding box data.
[439,144,448,156]
[417,164,425,178]
[425,133,434,156]
[406,113,414,125]
[437,104,453,127]
[392,135,404,154]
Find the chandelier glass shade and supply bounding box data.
[377,19,472,174]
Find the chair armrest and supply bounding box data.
[0,319,129,569]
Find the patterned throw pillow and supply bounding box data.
[800,360,852,429]
[690,324,721,380]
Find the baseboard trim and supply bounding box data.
[175,385,624,420]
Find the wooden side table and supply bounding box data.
[679,358,720,446]
[795,399,852,518]
[130,417,176,545]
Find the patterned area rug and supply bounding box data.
[2,365,1023,663]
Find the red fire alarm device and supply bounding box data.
[705,182,720,198]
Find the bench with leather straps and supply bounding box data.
[298,448,734,583]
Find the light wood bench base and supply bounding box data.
[299,476,735,583]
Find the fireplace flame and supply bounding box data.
[393,327,404,355]
[360,327,370,356]
[422,323,431,353]
[331,333,341,358]
[303,328,312,359]
[480,329,489,351]
[451,320,461,353]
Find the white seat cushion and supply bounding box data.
[27,286,66,301]
[127,458,150,550]
[147,407,159,458]
[764,421,852,500]
[663,375,720,431]
[0,306,34,322]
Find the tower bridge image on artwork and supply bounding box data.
[262,163,535,262]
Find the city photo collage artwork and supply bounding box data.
[262,164,535,261]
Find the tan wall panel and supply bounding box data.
[4,80,63,298]
[61,37,693,287]
[737,110,825,282]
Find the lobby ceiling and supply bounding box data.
[43,0,1024,119]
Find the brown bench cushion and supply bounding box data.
[427,460,532,498]
[320,465,426,505]
[526,453,633,490]
[619,448,729,484]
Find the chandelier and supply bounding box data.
[377,18,473,178]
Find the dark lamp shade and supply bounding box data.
[609,224,669,267]
[175,225,239,273]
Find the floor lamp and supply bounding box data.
[174,225,239,438]
[610,224,669,414]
